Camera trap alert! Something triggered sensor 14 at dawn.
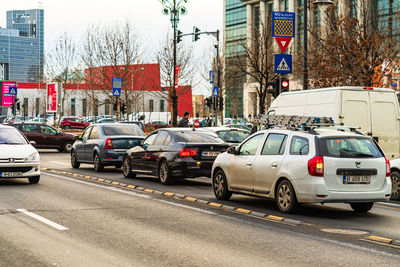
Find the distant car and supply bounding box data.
[145,121,169,130]
[71,123,145,171]
[97,118,116,124]
[118,121,145,131]
[224,124,252,131]
[224,118,253,129]
[11,122,77,152]
[197,127,251,147]
[0,124,41,184]
[121,128,229,184]
[61,117,90,130]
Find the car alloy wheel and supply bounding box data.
[64,125,71,130]
[122,156,135,178]
[71,151,80,168]
[276,180,298,213]
[212,170,232,200]
[93,153,104,172]
[158,161,173,185]
[390,171,400,200]
[63,141,73,153]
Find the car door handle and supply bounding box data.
[246,162,252,166]
[271,163,278,168]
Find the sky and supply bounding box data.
[0,0,223,95]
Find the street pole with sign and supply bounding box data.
[112,78,123,121]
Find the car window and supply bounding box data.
[40,125,57,135]
[164,133,172,145]
[154,131,170,145]
[82,127,92,140]
[217,130,250,143]
[22,124,40,133]
[0,128,27,144]
[143,133,158,146]
[261,134,287,155]
[239,134,264,155]
[175,131,225,143]
[320,137,383,158]
[290,136,310,155]
[89,126,98,139]
[102,125,144,136]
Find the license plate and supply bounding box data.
[201,151,221,157]
[343,175,371,184]
[0,172,23,177]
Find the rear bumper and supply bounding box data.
[170,159,214,178]
[294,177,392,204]
[99,149,126,165]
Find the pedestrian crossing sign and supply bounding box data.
[274,54,292,74]
[213,86,219,97]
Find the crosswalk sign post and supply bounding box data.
[274,54,292,74]
[212,86,219,97]
[112,77,123,121]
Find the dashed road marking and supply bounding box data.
[17,209,68,231]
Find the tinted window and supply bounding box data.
[21,124,40,133]
[320,137,383,158]
[239,134,264,155]
[175,131,225,143]
[217,130,250,143]
[290,136,309,155]
[143,133,158,146]
[89,126,98,139]
[261,134,287,155]
[102,125,145,136]
[154,131,170,145]
[82,127,91,140]
[0,128,27,144]
[41,126,57,134]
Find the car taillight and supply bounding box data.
[363,87,373,90]
[385,157,390,177]
[105,138,113,149]
[308,156,324,177]
[179,148,198,157]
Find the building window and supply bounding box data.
[71,98,76,116]
[35,98,39,116]
[82,99,87,117]
[149,99,154,112]
[160,100,165,112]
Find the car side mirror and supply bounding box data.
[227,147,236,155]
[29,141,36,147]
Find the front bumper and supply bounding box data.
[294,177,392,204]
[0,162,40,178]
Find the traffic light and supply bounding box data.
[113,103,117,111]
[281,79,289,92]
[193,27,200,42]
[177,30,183,43]
[267,79,280,98]
[205,97,212,108]
[120,103,126,114]
[219,97,224,111]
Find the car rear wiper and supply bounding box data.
[354,153,374,158]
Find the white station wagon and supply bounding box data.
[211,126,392,213]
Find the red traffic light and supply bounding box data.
[281,79,289,91]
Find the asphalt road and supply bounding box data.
[1,164,400,265]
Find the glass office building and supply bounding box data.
[0,9,44,83]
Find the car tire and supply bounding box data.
[122,156,135,178]
[63,141,73,153]
[28,176,40,184]
[63,125,71,130]
[93,153,104,172]
[350,202,374,213]
[158,160,174,185]
[390,171,400,200]
[276,179,298,213]
[212,169,232,200]
[71,150,80,168]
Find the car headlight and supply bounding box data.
[25,152,40,162]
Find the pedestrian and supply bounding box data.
[206,117,212,127]
[178,112,190,127]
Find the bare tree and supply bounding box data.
[46,32,78,126]
[156,33,196,125]
[304,1,400,88]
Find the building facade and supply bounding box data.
[0,9,44,83]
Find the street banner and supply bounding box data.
[1,81,17,107]
[175,65,180,89]
[46,83,58,113]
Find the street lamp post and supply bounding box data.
[303,0,334,90]
[159,0,188,126]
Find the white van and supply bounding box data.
[268,86,400,159]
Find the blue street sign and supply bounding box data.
[6,86,17,96]
[274,54,292,74]
[212,86,219,97]
[112,77,123,97]
[209,70,214,84]
[113,88,121,97]
[272,12,295,38]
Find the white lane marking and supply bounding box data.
[377,202,400,208]
[16,209,69,231]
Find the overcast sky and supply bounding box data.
[0,0,223,95]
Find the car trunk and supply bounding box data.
[107,135,144,151]
[185,143,229,160]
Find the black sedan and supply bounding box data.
[122,128,229,184]
[71,123,145,171]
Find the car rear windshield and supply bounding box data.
[102,125,145,136]
[319,137,383,158]
[217,130,250,143]
[175,131,225,143]
[0,128,27,144]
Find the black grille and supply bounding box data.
[0,167,33,173]
[336,169,377,176]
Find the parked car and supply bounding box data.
[0,124,41,183]
[223,124,252,131]
[118,121,145,131]
[10,122,77,152]
[121,128,229,184]
[197,127,251,147]
[61,117,90,130]
[97,118,116,124]
[212,124,392,213]
[388,158,400,200]
[71,123,145,171]
[145,121,169,130]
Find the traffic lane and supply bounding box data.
[39,150,400,239]
[1,173,400,266]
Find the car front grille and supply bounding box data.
[0,167,33,173]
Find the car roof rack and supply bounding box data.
[261,115,335,133]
